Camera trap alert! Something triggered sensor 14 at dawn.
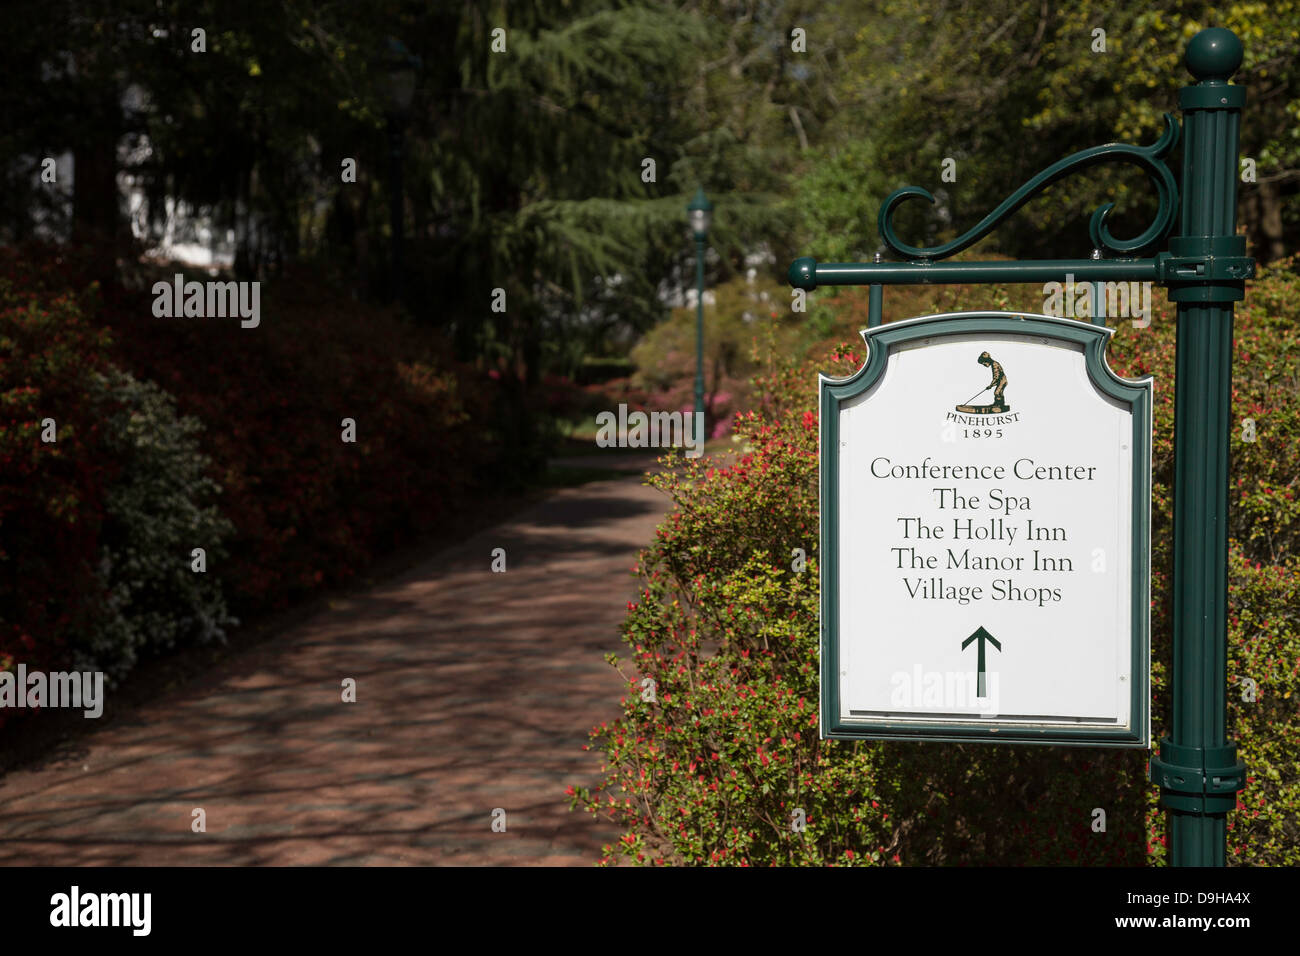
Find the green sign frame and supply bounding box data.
[819,312,1152,747]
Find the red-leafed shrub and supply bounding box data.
[2,240,496,695]
[1,251,238,706]
[86,259,491,613]
[0,269,115,676]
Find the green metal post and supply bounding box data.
[868,252,883,328]
[1148,27,1250,867]
[694,235,706,446]
[1090,249,1105,327]
[687,188,712,450]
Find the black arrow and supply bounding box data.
[961,626,1002,698]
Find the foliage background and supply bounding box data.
[3,2,1296,467]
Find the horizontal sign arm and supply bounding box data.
[788,256,1160,291]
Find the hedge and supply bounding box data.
[572,260,1300,866]
[1,242,496,705]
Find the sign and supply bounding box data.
[820,312,1151,746]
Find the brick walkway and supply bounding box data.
[0,471,670,865]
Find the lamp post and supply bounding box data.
[687,187,713,448]
[382,37,419,305]
[1149,26,1250,867]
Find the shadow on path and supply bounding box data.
[0,473,670,866]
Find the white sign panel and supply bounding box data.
[821,313,1151,746]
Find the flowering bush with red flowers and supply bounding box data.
[1105,258,1300,866]
[574,264,1299,866]
[624,276,811,441]
[83,260,492,614]
[1,257,237,706]
[0,271,115,678]
[2,242,496,697]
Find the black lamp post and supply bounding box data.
[383,37,419,304]
[687,187,713,447]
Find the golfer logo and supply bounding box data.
[956,351,1010,414]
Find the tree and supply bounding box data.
[800,1,1300,264]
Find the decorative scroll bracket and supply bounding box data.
[877,113,1181,260]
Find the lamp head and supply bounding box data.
[383,37,420,115]
[687,187,713,239]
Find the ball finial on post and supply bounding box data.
[1185,27,1243,82]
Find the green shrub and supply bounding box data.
[82,367,237,679]
[1222,549,1300,862]
[573,266,1300,866]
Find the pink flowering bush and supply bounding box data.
[573,263,1300,866]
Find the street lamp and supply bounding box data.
[382,37,420,305]
[687,187,713,448]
